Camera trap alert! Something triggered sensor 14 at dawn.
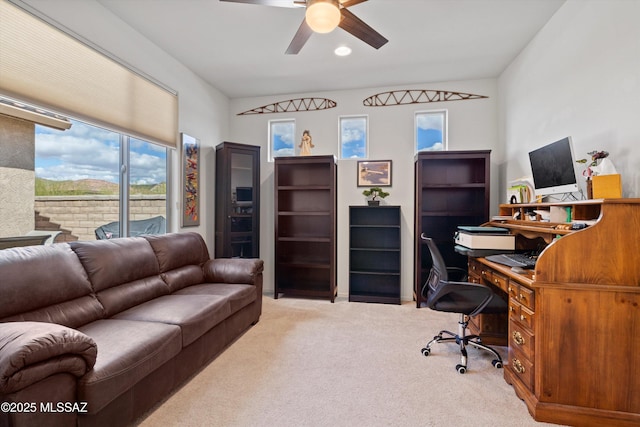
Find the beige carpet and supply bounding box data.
[138,297,559,427]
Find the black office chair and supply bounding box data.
[420,234,507,374]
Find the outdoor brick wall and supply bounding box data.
[35,195,166,241]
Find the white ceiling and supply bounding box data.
[96,0,565,99]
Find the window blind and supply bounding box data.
[0,1,178,148]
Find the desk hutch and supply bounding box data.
[469,199,640,426]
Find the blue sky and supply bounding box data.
[416,112,445,151]
[340,116,367,159]
[270,120,295,158]
[35,120,167,184]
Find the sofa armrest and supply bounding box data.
[203,258,264,285]
[0,322,97,394]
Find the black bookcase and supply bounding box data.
[274,155,337,302]
[349,206,401,304]
[414,150,491,308]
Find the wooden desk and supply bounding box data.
[467,199,640,427]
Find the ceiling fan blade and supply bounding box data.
[219,0,302,8]
[340,0,368,8]
[338,7,388,49]
[285,19,313,54]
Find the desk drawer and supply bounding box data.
[508,347,534,391]
[478,264,492,282]
[490,271,509,293]
[508,282,535,311]
[509,320,535,360]
[468,259,483,276]
[509,300,535,330]
[468,271,480,284]
[518,285,535,311]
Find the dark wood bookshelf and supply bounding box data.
[274,155,337,302]
[414,150,491,308]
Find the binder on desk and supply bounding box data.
[454,226,515,250]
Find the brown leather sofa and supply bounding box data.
[0,232,263,427]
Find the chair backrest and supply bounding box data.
[421,234,501,316]
[422,234,449,295]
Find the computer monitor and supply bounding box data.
[235,187,252,205]
[528,136,579,198]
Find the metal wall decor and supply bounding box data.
[362,90,487,107]
[237,97,337,115]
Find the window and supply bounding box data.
[34,119,167,241]
[339,115,368,159]
[415,110,447,152]
[268,119,295,161]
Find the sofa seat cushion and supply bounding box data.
[77,319,182,414]
[173,283,256,315]
[111,295,230,347]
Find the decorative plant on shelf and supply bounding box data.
[362,187,389,206]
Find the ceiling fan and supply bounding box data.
[220,0,388,54]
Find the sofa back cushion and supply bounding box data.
[0,244,103,328]
[144,232,209,292]
[70,237,168,317]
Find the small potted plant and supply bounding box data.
[362,187,389,206]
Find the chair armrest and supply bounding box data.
[203,258,264,285]
[0,322,97,394]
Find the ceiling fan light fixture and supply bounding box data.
[305,0,341,34]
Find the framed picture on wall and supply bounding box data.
[357,160,392,187]
[181,132,200,227]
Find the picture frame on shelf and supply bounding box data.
[181,132,200,227]
[357,160,392,187]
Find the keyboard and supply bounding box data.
[486,253,537,269]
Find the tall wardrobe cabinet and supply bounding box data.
[215,142,260,259]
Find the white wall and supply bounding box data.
[21,0,231,247]
[498,0,640,200]
[229,80,498,300]
[23,0,637,301]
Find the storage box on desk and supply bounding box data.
[592,174,622,198]
[454,226,515,250]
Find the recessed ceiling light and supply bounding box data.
[334,46,352,57]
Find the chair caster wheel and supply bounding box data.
[456,364,467,374]
[492,359,503,369]
[421,347,430,357]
